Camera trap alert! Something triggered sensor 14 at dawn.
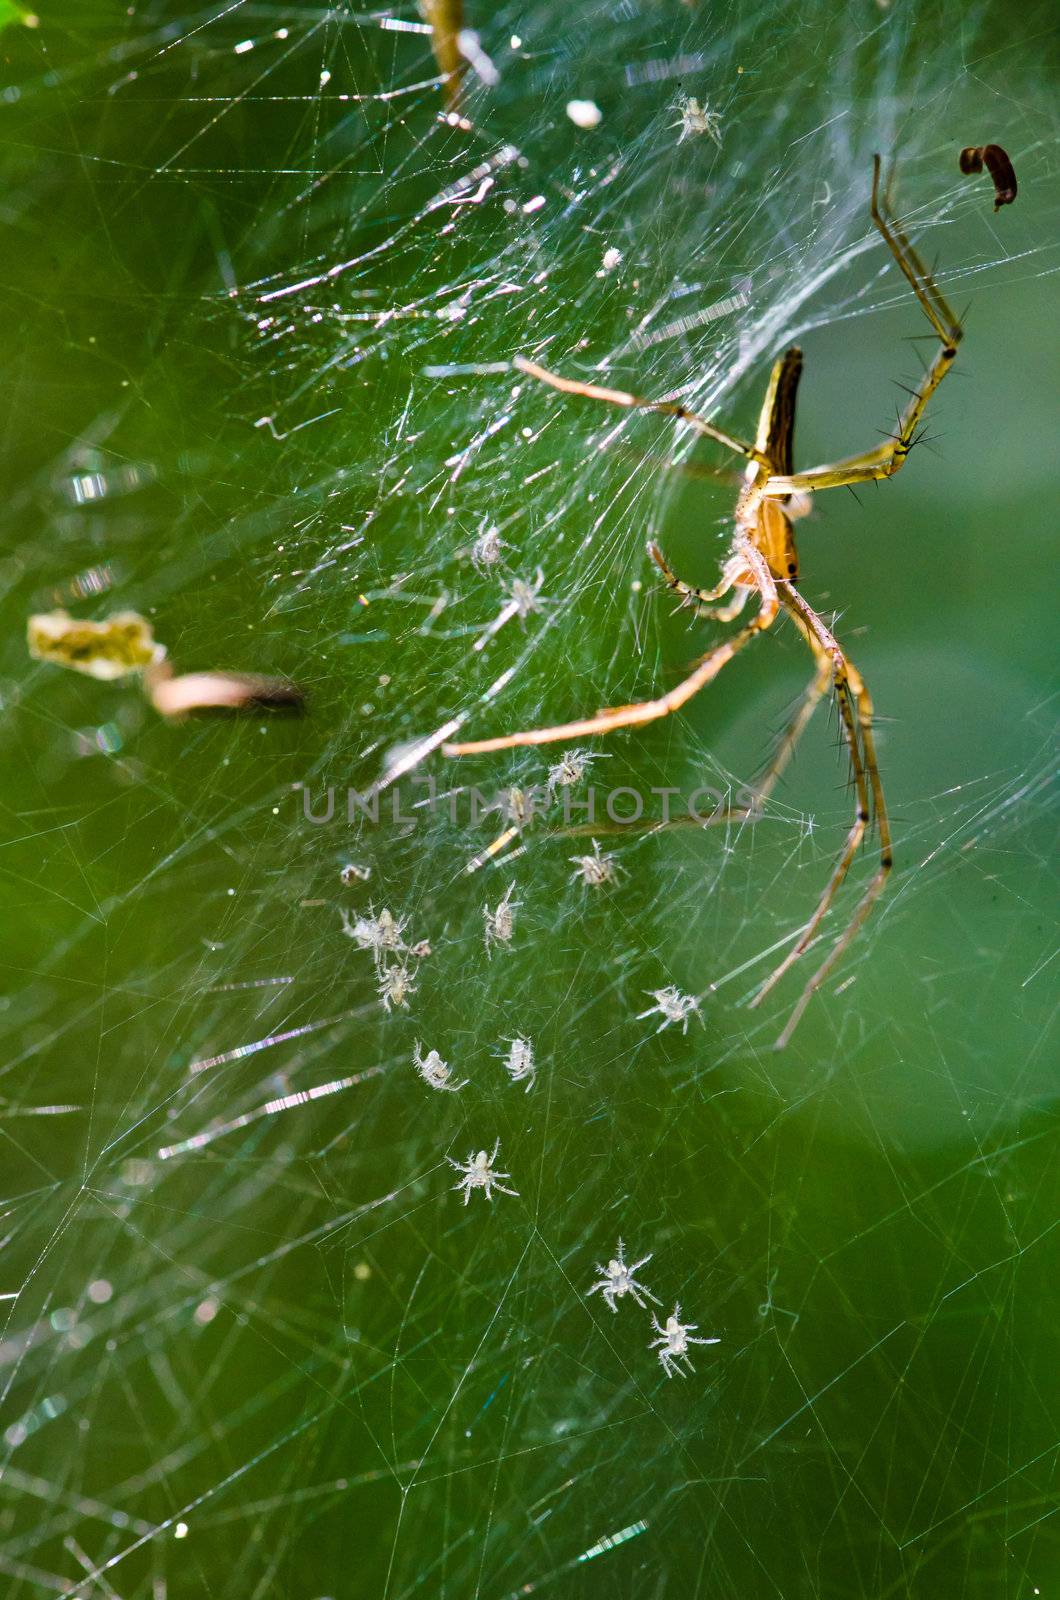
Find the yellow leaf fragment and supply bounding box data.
[27,610,166,681]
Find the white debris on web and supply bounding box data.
[340,862,372,885]
[447,1139,518,1204]
[649,1304,721,1378]
[456,29,499,88]
[637,985,703,1035]
[566,99,603,129]
[413,1043,467,1093]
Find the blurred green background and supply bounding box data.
[0,2,1057,1596]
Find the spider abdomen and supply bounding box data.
[755,497,799,582]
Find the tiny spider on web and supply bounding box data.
[588,1239,661,1313]
[546,746,609,797]
[413,1043,467,1093]
[497,1035,536,1091]
[672,93,723,146]
[483,881,521,955]
[447,1139,519,1204]
[637,985,703,1035]
[340,905,407,968]
[569,838,622,887]
[444,157,966,1048]
[378,962,417,1013]
[650,1304,720,1378]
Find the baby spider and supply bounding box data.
[447,1139,519,1204]
[672,93,723,146]
[509,568,548,621]
[444,157,967,1047]
[570,838,621,888]
[650,1304,720,1378]
[498,1035,536,1091]
[470,524,508,573]
[413,1043,468,1093]
[378,962,417,1013]
[637,985,703,1035]
[483,881,521,956]
[473,567,548,654]
[588,1239,661,1314]
[546,746,608,798]
[340,905,407,967]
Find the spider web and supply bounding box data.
[0,2,1058,1596]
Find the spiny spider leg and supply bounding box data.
[761,156,962,499]
[442,543,778,756]
[751,584,893,1047]
[513,355,772,469]
[648,541,752,623]
[557,602,830,838]
[750,610,833,805]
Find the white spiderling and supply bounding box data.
[637,985,703,1035]
[672,94,723,146]
[470,524,507,572]
[650,1303,720,1378]
[487,785,546,830]
[340,905,408,966]
[378,963,417,1013]
[447,1139,518,1204]
[588,1239,660,1313]
[508,566,548,621]
[473,566,548,652]
[484,881,521,955]
[413,1043,467,1093]
[498,1035,536,1091]
[570,838,622,888]
[546,747,609,796]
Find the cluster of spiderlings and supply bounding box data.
[412,1035,537,1097]
[339,904,432,1013]
[588,1241,721,1378]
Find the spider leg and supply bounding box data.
[750,606,833,809]
[514,355,771,468]
[751,585,892,1047]
[609,442,743,490]
[760,155,962,499]
[442,543,779,755]
[557,605,828,840]
[648,541,752,622]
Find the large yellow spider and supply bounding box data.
[443,157,963,1047]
